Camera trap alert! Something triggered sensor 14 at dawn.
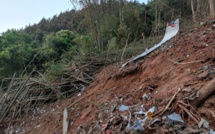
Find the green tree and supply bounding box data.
[53,30,76,55]
[0,30,34,77]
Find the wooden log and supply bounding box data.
[191,78,215,107]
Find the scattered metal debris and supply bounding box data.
[142,93,148,101]
[210,129,215,134]
[167,112,184,124]
[198,118,209,129]
[118,105,130,111]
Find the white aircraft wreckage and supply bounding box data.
[121,19,179,68]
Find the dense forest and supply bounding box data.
[0,0,214,80]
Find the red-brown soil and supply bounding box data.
[3,20,215,134]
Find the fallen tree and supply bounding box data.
[0,56,116,123]
[191,78,215,108]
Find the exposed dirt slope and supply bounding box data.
[4,19,215,134]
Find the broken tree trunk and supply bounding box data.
[191,78,215,108]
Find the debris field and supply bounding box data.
[3,19,215,134]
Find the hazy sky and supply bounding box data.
[0,0,148,33]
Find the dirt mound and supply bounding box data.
[3,19,215,134]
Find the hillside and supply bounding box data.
[2,18,215,134]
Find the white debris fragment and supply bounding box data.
[142,93,148,100]
[35,124,41,128]
[134,106,156,118]
[148,106,156,113]
[134,110,145,115]
[140,104,144,108]
[198,118,209,129]
[15,127,21,133]
[151,118,161,125]
[167,112,184,123]
[121,19,179,68]
[118,105,129,111]
[210,129,215,134]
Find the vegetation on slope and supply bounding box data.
[0,0,213,84]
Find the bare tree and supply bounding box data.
[191,0,196,22]
[208,0,215,17]
[190,0,214,21]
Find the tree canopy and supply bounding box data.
[0,0,214,79]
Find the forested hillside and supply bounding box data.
[0,0,213,81]
[0,0,181,78]
[1,0,215,133]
